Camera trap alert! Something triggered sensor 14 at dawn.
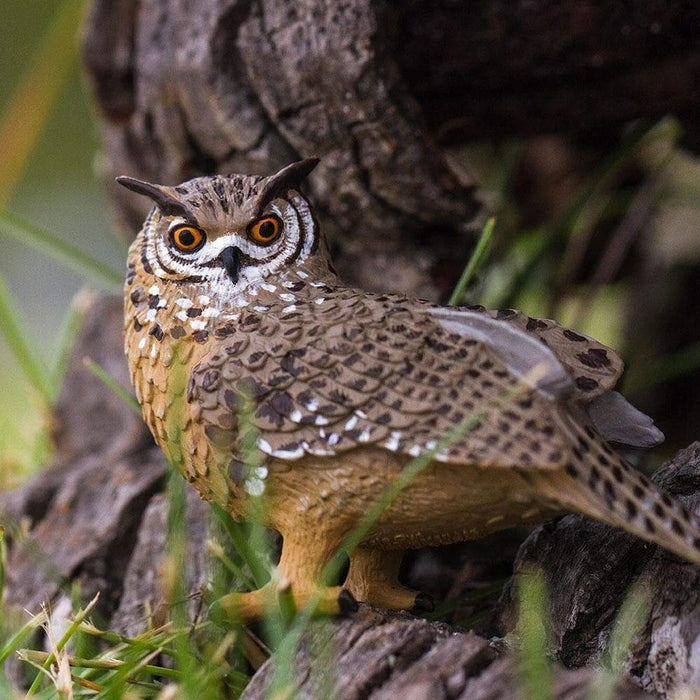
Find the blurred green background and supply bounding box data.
[0,0,124,483]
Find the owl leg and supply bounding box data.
[344,547,433,612]
[211,531,358,622]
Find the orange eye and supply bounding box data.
[170,224,205,252]
[248,215,282,245]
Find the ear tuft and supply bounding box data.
[116,176,191,218]
[256,158,320,215]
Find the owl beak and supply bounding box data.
[219,246,242,283]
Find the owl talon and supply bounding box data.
[338,589,359,615]
[412,592,434,613]
[209,583,354,624]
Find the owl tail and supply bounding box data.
[537,408,700,567]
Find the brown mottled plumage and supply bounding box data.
[120,159,700,619]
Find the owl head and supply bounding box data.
[118,159,331,298]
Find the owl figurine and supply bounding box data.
[119,159,700,619]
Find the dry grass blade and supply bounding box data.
[24,592,100,694]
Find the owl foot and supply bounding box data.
[344,547,432,612]
[209,581,358,624]
[347,581,432,612]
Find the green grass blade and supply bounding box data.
[21,648,183,679]
[448,217,495,306]
[0,276,52,402]
[517,568,554,700]
[209,503,271,590]
[50,292,91,399]
[206,538,256,591]
[0,611,47,667]
[0,209,123,290]
[0,0,83,205]
[0,527,4,606]
[83,358,141,414]
[586,584,648,700]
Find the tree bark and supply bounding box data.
[82,0,700,297]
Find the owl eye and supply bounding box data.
[170,224,206,252]
[248,215,282,246]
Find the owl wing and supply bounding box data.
[189,293,574,470]
[437,306,624,400]
[188,292,659,472]
[428,305,662,448]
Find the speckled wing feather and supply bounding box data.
[453,306,625,401]
[188,291,578,471]
[429,305,664,448]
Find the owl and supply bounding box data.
[119,159,700,619]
